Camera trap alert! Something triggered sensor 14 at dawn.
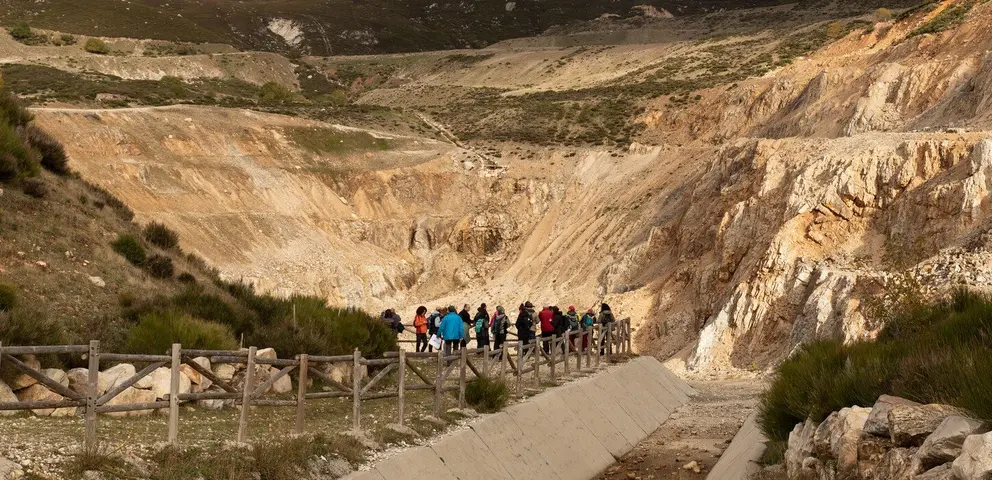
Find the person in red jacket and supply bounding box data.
[539,305,554,354]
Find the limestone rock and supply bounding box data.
[952,432,992,480]
[889,404,963,447]
[185,357,212,391]
[865,395,920,437]
[15,384,76,417]
[916,415,990,468]
[5,354,41,390]
[149,367,191,400]
[813,406,870,476]
[103,387,157,417]
[786,419,818,479]
[66,368,89,395]
[0,455,24,480]
[213,363,237,382]
[916,464,954,480]
[101,364,136,394]
[876,448,921,480]
[0,380,17,417]
[267,367,293,394]
[256,348,277,360]
[857,434,894,480]
[41,368,68,386]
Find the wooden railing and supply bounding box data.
[0,318,632,454]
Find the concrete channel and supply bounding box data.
[343,356,696,480]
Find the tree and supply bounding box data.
[8,23,32,41]
[874,8,894,22]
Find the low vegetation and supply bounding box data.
[110,234,148,266]
[908,0,974,37]
[125,310,238,354]
[83,37,110,54]
[465,376,511,413]
[144,221,180,250]
[758,288,992,442]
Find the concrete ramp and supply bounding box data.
[706,413,767,480]
[344,357,693,480]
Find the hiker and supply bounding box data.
[491,305,509,354]
[581,308,596,350]
[516,302,536,345]
[552,306,568,354]
[426,308,442,352]
[414,306,429,352]
[439,305,464,356]
[599,303,616,354]
[474,304,490,349]
[382,309,402,336]
[539,305,554,354]
[459,304,473,348]
[565,306,580,349]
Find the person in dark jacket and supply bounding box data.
[426,308,442,352]
[516,302,536,345]
[565,306,580,350]
[552,306,568,354]
[381,309,402,336]
[459,304,472,348]
[491,305,509,354]
[599,303,616,355]
[474,304,490,349]
[539,305,554,354]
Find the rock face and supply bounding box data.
[952,432,992,480]
[917,416,990,468]
[889,404,963,447]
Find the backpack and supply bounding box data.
[491,314,507,335]
[395,321,405,333]
[567,313,579,331]
[582,314,595,327]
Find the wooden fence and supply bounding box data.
[0,319,632,454]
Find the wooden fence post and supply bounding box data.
[626,320,633,354]
[238,346,256,444]
[482,345,490,378]
[295,354,308,436]
[563,332,570,376]
[500,345,507,382]
[85,340,100,455]
[434,349,443,416]
[458,347,467,409]
[532,343,540,389]
[595,326,602,367]
[352,349,361,431]
[168,343,181,445]
[397,350,406,426]
[516,341,523,393]
[549,336,557,384]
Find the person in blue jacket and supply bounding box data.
[438,305,464,356]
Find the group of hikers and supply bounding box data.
[382,303,617,357]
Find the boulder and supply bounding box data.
[103,387,157,418]
[916,416,990,468]
[952,432,992,480]
[66,368,89,395]
[858,434,894,480]
[889,404,963,447]
[256,348,277,360]
[786,419,819,479]
[0,380,17,417]
[865,395,921,437]
[876,448,921,480]
[15,384,76,417]
[916,464,954,480]
[814,406,871,476]
[179,364,201,385]
[182,357,212,388]
[5,354,41,390]
[0,455,24,480]
[148,367,191,400]
[213,363,237,382]
[101,364,136,394]
[40,368,68,386]
[267,367,293,394]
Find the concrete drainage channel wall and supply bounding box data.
[705,413,767,480]
[343,356,696,480]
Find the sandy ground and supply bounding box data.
[598,379,764,480]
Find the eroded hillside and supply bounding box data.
[8,0,992,379]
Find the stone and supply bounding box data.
[0,380,17,417]
[876,448,921,480]
[66,368,89,395]
[187,357,212,390]
[0,455,24,480]
[179,364,201,385]
[682,460,701,473]
[88,276,106,288]
[256,348,277,360]
[916,464,954,480]
[213,363,237,382]
[267,367,292,394]
[101,364,136,394]
[5,354,41,390]
[813,406,870,476]
[952,432,992,480]
[858,433,894,480]
[916,415,990,468]
[103,387,157,417]
[889,404,963,447]
[41,368,68,386]
[785,419,818,479]
[15,384,76,417]
[865,395,921,437]
[149,367,191,400]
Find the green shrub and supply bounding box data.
[874,7,894,22]
[0,122,40,182]
[465,376,510,413]
[177,272,197,284]
[0,93,32,127]
[19,125,70,175]
[111,234,147,266]
[21,177,46,198]
[145,254,175,279]
[123,287,254,336]
[0,306,66,346]
[60,34,77,45]
[125,310,237,354]
[259,82,295,105]
[8,23,32,41]
[908,1,974,37]
[84,38,110,54]
[143,222,179,249]
[0,284,15,311]
[759,288,992,441]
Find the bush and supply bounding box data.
[124,310,237,354]
[19,125,70,175]
[143,222,179,249]
[465,376,510,413]
[908,1,973,37]
[60,34,77,45]
[0,306,66,346]
[145,254,175,279]
[873,7,893,22]
[177,272,197,284]
[84,38,110,54]
[258,82,295,105]
[8,23,32,41]
[0,92,33,127]
[111,234,147,266]
[759,288,992,441]
[0,284,15,311]
[0,122,40,182]
[20,177,46,198]
[123,287,254,336]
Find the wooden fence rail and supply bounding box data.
[0,319,632,454]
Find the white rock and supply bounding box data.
[88,276,106,288]
[952,432,992,480]
[889,404,963,447]
[916,463,954,480]
[103,387,157,418]
[66,368,89,395]
[5,355,41,390]
[825,407,871,476]
[213,363,237,382]
[15,384,76,417]
[786,419,818,478]
[101,364,136,394]
[190,357,212,390]
[267,367,293,394]
[256,348,277,360]
[0,380,17,416]
[864,395,920,437]
[149,367,191,400]
[40,368,68,386]
[917,415,989,467]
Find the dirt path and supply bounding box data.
[598,379,764,480]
